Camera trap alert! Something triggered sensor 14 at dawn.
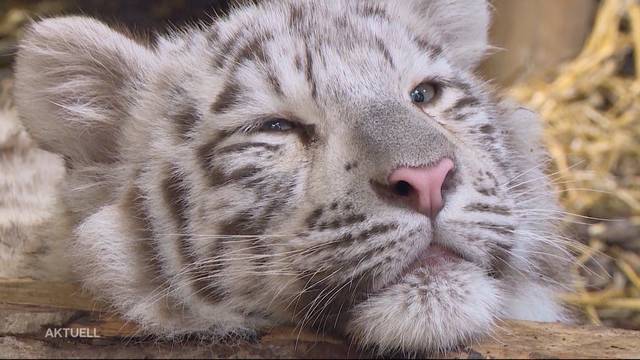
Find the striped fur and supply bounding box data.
[14,0,571,355]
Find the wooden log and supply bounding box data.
[1,280,639,358]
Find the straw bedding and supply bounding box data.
[510,0,640,329]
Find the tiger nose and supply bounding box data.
[387,158,455,218]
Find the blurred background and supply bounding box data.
[1,0,639,330]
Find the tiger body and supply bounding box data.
[14,0,571,354]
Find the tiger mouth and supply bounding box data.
[377,243,478,292]
[399,244,466,277]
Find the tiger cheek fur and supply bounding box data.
[14,0,571,355]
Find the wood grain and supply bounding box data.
[1,280,639,359]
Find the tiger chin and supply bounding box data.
[14,0,572,355]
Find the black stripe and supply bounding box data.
[479,124,495,134]
[235,37,268,65]
[294,54,303,72]
[196,131,233,175]
[266,70,284,97]
[414,37,443,59]
[122,184,168,294]
[355,223,397,242]
[375,37,395,69]
[463,203,511,216]
[451,96,480,110]
[168,86,200,140]
[306,207,324,228]
[289,3,304,28]
[475,222,515,235]
[161,166,225,302]
[357,4,390,21]
[211,78,242,114]
[304,45,317,100]
[220,209,268,236]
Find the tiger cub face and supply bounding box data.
[14,0,571,354]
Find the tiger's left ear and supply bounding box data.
[386,0,491,70]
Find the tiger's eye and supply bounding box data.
[410,83,437,104]
[260,119,294,132]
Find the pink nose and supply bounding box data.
[388,158,455,218]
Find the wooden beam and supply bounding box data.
[1,280,639,358]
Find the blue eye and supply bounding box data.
[260,118,295,132]
[410,82,437,104]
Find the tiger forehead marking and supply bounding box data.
[15,0,571,355]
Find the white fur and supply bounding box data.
[0,108,71,280]
[9,0,572,356]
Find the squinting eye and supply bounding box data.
[259,118,295,132]
[410,82,438,104]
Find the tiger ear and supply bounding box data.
[388,0,491,70]
[14,16,157,165]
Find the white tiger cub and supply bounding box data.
[13,0,572,354]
